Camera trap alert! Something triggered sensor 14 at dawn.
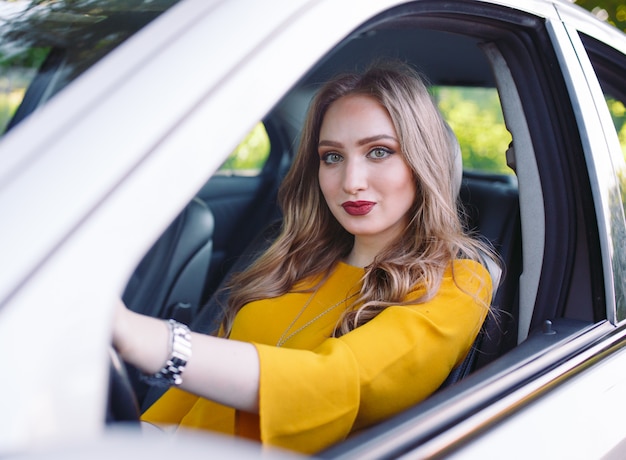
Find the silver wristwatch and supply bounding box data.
[141,319,192,387]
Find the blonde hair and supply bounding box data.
[221,61,496,336]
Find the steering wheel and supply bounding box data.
[106,347,141,424]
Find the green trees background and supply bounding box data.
[575,0,626,32]
[434,87,512,174]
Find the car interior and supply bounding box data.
[121,15,530,418]
[2,0,610,454]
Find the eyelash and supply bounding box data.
[320,147,395,165]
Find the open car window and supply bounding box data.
[434,85,512,176]
[215,122,272,177]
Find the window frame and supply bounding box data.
[577,31,626,324]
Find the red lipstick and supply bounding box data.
[341,200,375,216]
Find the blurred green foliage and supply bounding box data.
[0,47,48,133]
[575,0,626,32]
[218,123,271,175]
[434,86,512,175]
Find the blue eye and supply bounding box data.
[322,152,343,164]
[368,147,393,159]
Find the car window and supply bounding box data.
[434,85,512,175]
[0,0,179,135]
[215,122,271,176]
[579,34,626,157]
[580,33,626,322]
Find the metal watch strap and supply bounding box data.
[140,319,192,388]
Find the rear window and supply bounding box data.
[434,86,512,175]
[216,122,271,177]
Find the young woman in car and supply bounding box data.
[113,61,496,454]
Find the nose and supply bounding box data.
[342,157,368,195]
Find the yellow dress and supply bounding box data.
[141,259,491,454]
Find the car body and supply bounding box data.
[1,0,626,458]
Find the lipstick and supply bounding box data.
[341,200,375,216]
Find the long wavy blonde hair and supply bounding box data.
[221,61,496,337]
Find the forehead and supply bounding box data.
[319,95,397,140]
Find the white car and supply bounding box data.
[1,0,626,458]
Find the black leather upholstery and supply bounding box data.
[191,219,282,335]
[459,174,521,371]
[122,197,215,323]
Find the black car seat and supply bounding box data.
[440,173,520,386]
[191,219,283,336]
[122,197,215,323]
[459,173,521,370]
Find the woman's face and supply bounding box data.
[318,94,416,248]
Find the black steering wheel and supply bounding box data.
[106,347,141,424]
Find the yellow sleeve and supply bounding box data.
[253,260,490,453]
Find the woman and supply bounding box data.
[113,61,495,454]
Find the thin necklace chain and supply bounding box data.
[276,288,358,347]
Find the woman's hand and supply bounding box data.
[112,299,169,375]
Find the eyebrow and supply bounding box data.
[318,134,398,148]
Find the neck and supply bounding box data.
[345,237,386,268]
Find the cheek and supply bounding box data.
[389,166,417,207]
[318,168,335,199]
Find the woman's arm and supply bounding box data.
[113,300,260,413]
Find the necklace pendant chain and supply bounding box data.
[276,289,357,347]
